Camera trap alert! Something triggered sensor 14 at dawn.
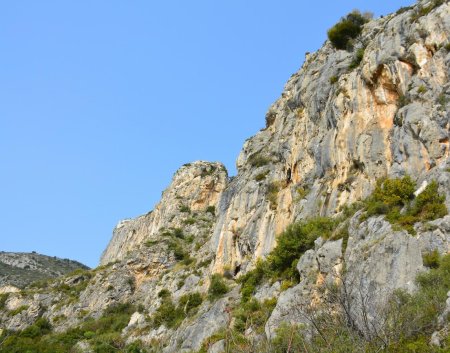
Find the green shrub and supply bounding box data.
[417,85,427,94]
[296,186,310,200]
[398,94,411,107]
[248,152,271,168]
[340,201,364,218]
[348,47,365,69]
[208,274,229,300]
[329,75,339,84]
[265,253,450,352]
[183,217,196,225]
[125,340,148,353]
[178,292,203,314]
[179,205,190,213]
[0,293,9,310]
[280,279,294,291]
[152,297,184,329]
[233,298,277,334]
[268,217,336,280]
[168,240,188,261]
[327,11,369,50]
[423,250,440,269]
[370,176,416,209]
[172,228,184,239]
[409,181,448,221]
[396,6,412,15]
[254,170,269,181]
[144,240,157,247]
[20,318,52,338]
[158,288,170,298]
[363,177,447,234]
[238,217,337,301]
[271,323,306,353]
[206,206,216,215]
[238,259,271,302]
[83,330,95,339]
[200,165,217,177]
[152,292,202,329]
[0,301,136,353]
[8,305,29,316]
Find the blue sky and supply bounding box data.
[1,0,414,267]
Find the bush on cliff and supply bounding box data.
[268,217,336,280]
[327,10,370,50]
[208,274,229,300]
[364,177,447,234]
[238,217,336,301]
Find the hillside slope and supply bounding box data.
[0,252,89,289]
[1,1,450,352]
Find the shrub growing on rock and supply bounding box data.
[208,274,229,300]
[268,217,336,280]
[364,177,447,234]
[327,11,370,50]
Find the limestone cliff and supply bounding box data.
[211,0,450,275]
[100,161,228,265]
[1,1,450,352]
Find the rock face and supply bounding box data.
[266,215,428,338]
[0,252,89,289]
[1,1,450,352]
[212,0,450,275]
[100,161,228,265]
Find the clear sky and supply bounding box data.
[1,0,414,268]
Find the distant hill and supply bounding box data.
[0,252,89,289]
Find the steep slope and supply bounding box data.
[100,161,228,265]
[0,252,89,289]
[1,1,450,352]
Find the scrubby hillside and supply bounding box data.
[1,0,450,352]
[0,252,89,290]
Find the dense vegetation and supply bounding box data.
[238,216,337,302]
[152,291,203,329]
[0,302,142,353]
[327,11,370,50]
[364,176,447,234]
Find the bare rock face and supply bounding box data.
[212,1,450,274]
[266,212,450,338]
[100,161,228,265]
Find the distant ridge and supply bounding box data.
[0,251,89,289]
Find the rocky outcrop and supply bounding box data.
[0,252,89,289]
[211,0,450,274]
[101,161,228,265]
[267,212,450,338]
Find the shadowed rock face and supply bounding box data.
[0,252,89,289]
[1,1,450,352]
